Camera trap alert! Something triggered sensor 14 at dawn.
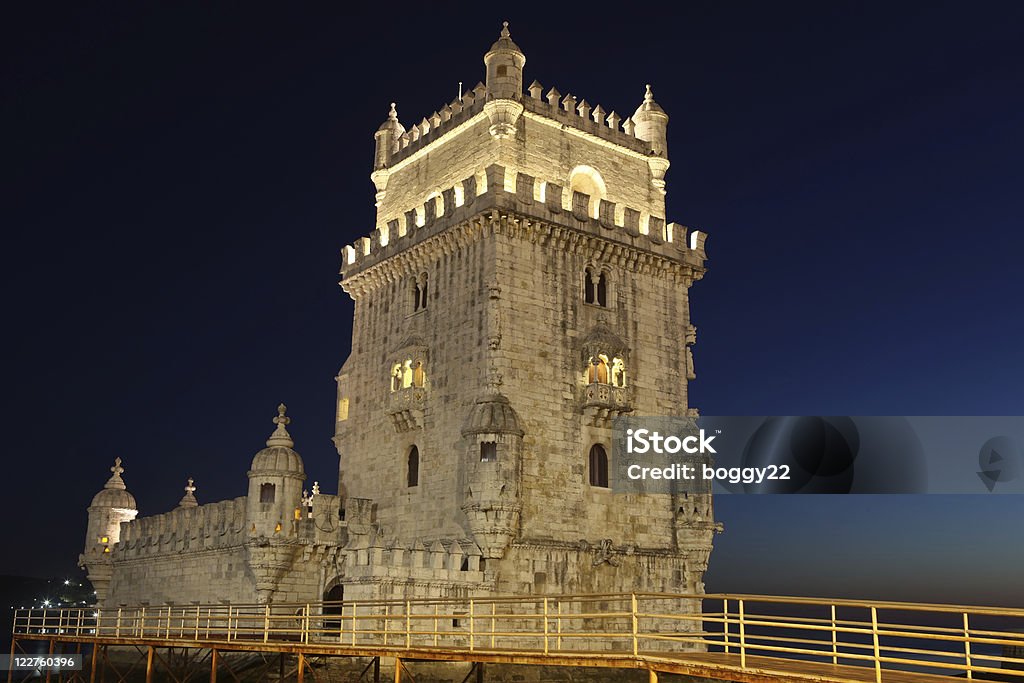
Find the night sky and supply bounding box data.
[3,3,1022,605]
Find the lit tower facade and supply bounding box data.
[334,23,717,602]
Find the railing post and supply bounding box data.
[491,601,496,650]
[963,612,973,680]
[384,603,390,646]
[304,603,310,645]
[165,606,171,638]
[195,605,201,640]
[723,599,730,654]
[351,603,357,647]
[433,603,439,648]
[469,599,475,651]
[226,605,232,642]
[831,604,838,665]
[264,603,270,643]
[631,593,639,657]
[870,606,881,683]
[556,600,562,651]
[543,598,549,655]
[406,600,411,649]
[140,607,146,638]
[738,599,746,669]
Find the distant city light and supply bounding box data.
[64,579,71,586]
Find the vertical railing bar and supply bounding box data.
[405,601,411,650]
[738,599,746,670]
[351,603,357,647]
[964,612,973,680]
[723,598,730,654]
[226,605,232,642]
[384,603,390,647]
[631,594,639,657]
[433,604,438,648]
[556,600,562,651]
[469,599,475,651]
[870,606,881,683]
[831,604,838,665]
[195,606,200,640]
[490,601,496,650]
[543,598,549,655]
[304,604,310,645]
[140,607,146,639]
[263,603,270,643]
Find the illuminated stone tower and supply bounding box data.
[335,23,715,601]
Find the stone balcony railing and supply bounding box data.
[387,386,427,432]
[582,383,633,426]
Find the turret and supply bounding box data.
[632,84,669,156]
[484,21,525,101]
[373,102,404,171]
[632,84,671,195]
[246,404,305,539]
[483,23,527,139]
[80,457,138,603]
[460,372,525,559]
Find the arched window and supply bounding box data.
[583,267,609,307]
[260,483,276,503]
[413,361,425,388]
[391,364,403,392]
[589,445,609,488]
[407,446,420,487]
[588,355,610,384]
[568,166,607,219]
[402,360,413,388]
[412,273,429,312]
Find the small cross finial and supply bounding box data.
[111,457,124,477]
[500,21,510,38]
[645,84,654,102]
[389,102,397,119]
[184,478,196,495]
[273,403,290,427]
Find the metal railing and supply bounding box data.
[11,593,1024,681]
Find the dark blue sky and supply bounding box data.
[3,3,1022,604]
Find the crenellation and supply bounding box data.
[341,162,702,281]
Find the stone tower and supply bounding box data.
[331,22,716,600]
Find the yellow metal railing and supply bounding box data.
[11,593,1024,681]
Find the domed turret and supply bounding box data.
[246,404,305,538]
[484,22,526,101]
[460,371,525,559]
[373,102,405,171]
[632,84,669,157]
[80,457,139,604]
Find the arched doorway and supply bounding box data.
[323,583,344,629]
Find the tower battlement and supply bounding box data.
[368,24,675,242]
[342,161,707,287]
